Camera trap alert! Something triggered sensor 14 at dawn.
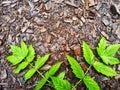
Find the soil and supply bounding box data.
[1,0,120,90]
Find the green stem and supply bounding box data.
[85,65,92,75]
[71,65,92,90]
[71,79,82,90]
[25,59,51,83]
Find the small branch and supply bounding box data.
[71,65,92,90]
[25,59,51,83]
[85,65,92,75]
[71,79,82,90]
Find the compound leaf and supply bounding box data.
[35,54,50,70]
[14,61,29,74]
[104,44,120,56]
[83,76,100,90]
[6,41,28,65]
[51,77,71,90]
[82,41,94,65]
[35,62,62,90]
[14,44,35,74]
[97,37,106,56]
[93,61,118,77]
[66,54,85,79]
[101,56,120,65]
[26,44,35,62]
[24,68,36,82]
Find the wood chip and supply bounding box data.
[45,1,52,10]
[2,1,12,4]
[79,20,84,26]
[74,46,82,55]
[72,16,78,21]
[81,63,88,71]
[3,15,10,22]
[81,17,86,23]
[101,31,109,39]
[65,44,70,51]
[85,0,89,10]
[1,69,7,80]
[115,25,120,39]
[89,0,96,6]
[21,27,27,32]
[46,35,51,43]
[18,7,23,14]
[64,18,73,23]
[0,35,3,39]
[33,0,39,2]
[51,32,57,37]
[0,40,2,46]
[81,0,85,4]
[40,64,51,71]
[26,29,34,34]
[56,21,60,28]
[40,28,47,32]
[54,0,63,3]
[70,28,75,35]
[65,1,79,8]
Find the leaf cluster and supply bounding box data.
[83,37,119,77]
[6,40,62,90]
[66,55,100,90]
[65,37,120,90]
[6,37,120,90]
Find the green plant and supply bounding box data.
[66,37,120,90]
[6,40,62,90]
[6,37,120,90]
[35,62,62,90]
[97,37,120,65]
[50,71,71,90]
[66,55,100,90]
[82,39,119,77]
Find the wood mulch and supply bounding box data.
[1,0,120,90]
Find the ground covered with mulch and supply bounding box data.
[1,0,120,90]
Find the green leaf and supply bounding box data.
[21,40,28,58]
[6,55,23,65]
[15,45,35,74]
[6,41,28,65]
[51,77,71,90]
[14,61,29,74]
[66,54,85,79]
[26,44,35,62]
[24,68,36,82]
[10,45,21,56]
[83,76,100,90]
[57,71,66,79]
[93,61,118,77]
[35,62,62,90]
[104,44,120,56]
[97,37,106,56]
[48,71,66,88]
[101,56,120,65]
[82,41,94,65]
[35,54,50,70]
